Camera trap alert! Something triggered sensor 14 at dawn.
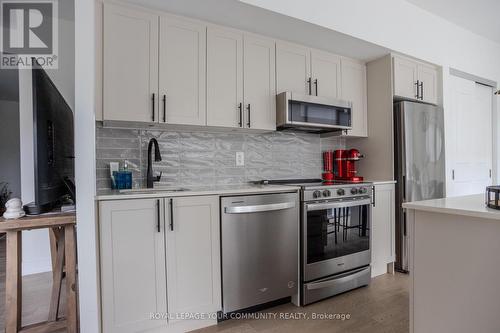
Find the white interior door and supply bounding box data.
[159,15,206,125]
[449,76,493,196]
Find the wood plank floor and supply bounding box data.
[193,273,409,333]
[0,235,408,332]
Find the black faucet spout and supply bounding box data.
[147,138,162,188]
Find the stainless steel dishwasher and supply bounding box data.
[221,192,299,313]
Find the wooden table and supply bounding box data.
[0,212,78,333]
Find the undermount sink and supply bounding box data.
[119,187,188,194]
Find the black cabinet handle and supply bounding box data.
[420,82,424,100]
[314,79,318,96]
[162,94,166,122]
[151,93,155,121]
[307,77,312,95]
[246,104,251,128]
[169,198,174,231]
[414,80,420,99]
[156,199,161,232]
[372,185,376,207]
[238,103,243,127]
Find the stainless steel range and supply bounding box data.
[262,179,374,305]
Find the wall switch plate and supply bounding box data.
[236,152,244,166]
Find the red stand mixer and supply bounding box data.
[322,149,364,182]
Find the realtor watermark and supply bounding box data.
[149,311,352,321]
[0,0,58,68]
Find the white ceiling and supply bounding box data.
[406,0,500,43]
[122,0,390,61]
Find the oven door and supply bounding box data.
[303,197,372,282]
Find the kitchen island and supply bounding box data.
[403,194,500,333]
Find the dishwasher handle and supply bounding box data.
[224,201,295,214]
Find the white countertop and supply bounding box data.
[368,180,397,185]
[96,184,300,201]
[403,194,500,220]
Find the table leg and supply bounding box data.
[48,228,65,322]
[5,230,22,333]
[65,225,78,332]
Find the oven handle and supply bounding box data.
[306,198,371,211]
[306,266,370,290]
[224,201,295,214]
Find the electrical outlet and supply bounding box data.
[236,152,244,166]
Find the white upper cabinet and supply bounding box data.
[159,15,206,125]
[393,55,439,104]
[276,41,311,95]
[393,56,419,100]
[99,198,167,333]
[276,43,343,100]
[103,4,159,122]
[243,34,276,130]
[207,27,244,128]
[417,63,438,104]
[165,196,221,320]
[311,49,341,99]
[341,58,367,137]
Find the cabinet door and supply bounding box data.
[103,4,158,122]
[207,27,243,128]
[100,199,167,333]
[276,41,310,95]
[341,58,367,137]
[243,34,276,130]
[371,184,396,278]
[311,49,341,98]
[418,64,438,104]
[393,56,418,100]
[166,196,221,319]
[159,15,206,125]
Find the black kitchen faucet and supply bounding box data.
[146,138,162,188]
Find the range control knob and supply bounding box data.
[351,188,358,195]
[337,188,345,196]
[313,190,322,198]
[323,190,331,197]
[360,187,368,194]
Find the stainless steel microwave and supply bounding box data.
[276,92,352,133]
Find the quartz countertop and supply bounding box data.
[95,184,300,201]
[403,194,500,220]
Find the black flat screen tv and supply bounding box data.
[24,63,75,214]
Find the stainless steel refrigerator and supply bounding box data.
[394,101,445,272]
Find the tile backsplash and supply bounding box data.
[96,123,346,190]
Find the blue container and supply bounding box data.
[112,171,132,190]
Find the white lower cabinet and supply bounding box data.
[165,196,221,321]
[371,183,396,278]
[99,196,221,333]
